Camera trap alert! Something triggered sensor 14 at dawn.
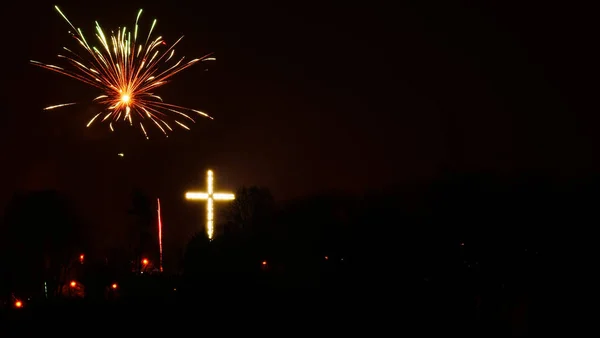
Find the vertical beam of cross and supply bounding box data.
[185,169,235,240]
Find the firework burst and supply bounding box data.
[31,6,215,139]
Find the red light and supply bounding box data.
[112,283,118,289]
[15,301,22,308]
[262,261,267,265]
[70,281,76,287]
[142,258,149,265]
[157,198,163,273]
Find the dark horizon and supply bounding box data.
[2,169,591,274]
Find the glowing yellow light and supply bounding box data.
[185,192,209,199]
[70,281,76,287]
[212,193,235,200]
[142,258,149,265]
[185,169,235,240]
[112,283,118,289]
[15,301,22,308]
[118,153,124,157]
[121,94,131,104]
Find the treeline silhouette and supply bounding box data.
[0,173,590,333]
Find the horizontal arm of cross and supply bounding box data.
[213,193,235,200]
[185,192,235,200]
[185,192,208,200]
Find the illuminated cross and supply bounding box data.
[185,169,235,240]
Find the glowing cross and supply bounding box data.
[185,170,235,240]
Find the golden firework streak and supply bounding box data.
[31,6,216,138]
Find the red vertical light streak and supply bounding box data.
[157,198,163,272]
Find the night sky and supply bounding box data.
[1,1,596,257]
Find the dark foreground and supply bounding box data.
[1,280,552,337]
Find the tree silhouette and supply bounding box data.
[127,188,156,273]
[182,232,213,275]
[0,190,82,299]
[274,195,354,287]
[181,232,219,296]
[182,231,257,294]
[220,186,275,237]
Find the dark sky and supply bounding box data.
[1,1,597,256]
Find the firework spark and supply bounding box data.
[31,6,215,139]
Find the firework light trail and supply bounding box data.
[31,6,215,139]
